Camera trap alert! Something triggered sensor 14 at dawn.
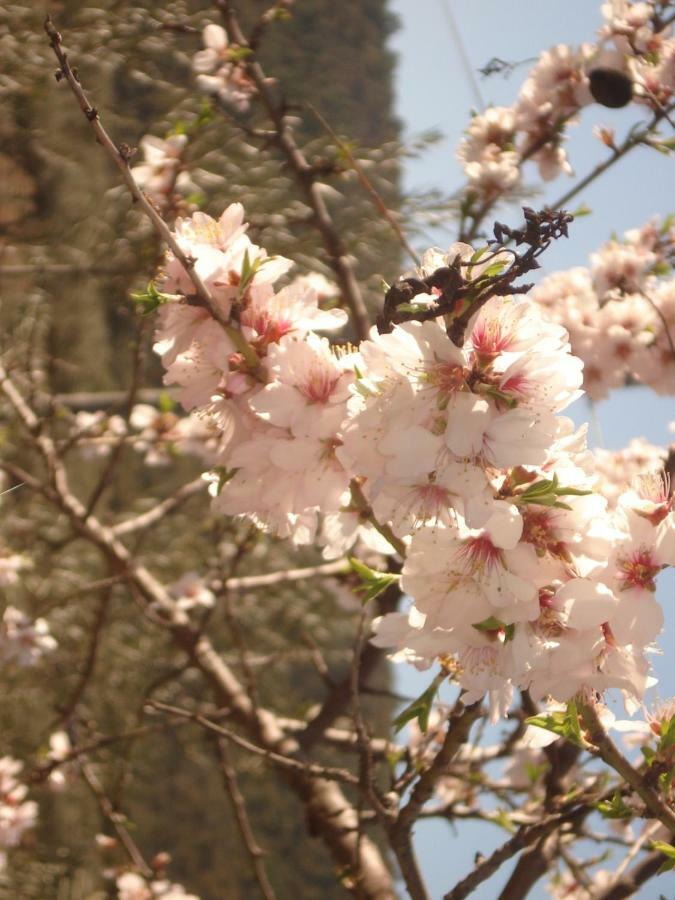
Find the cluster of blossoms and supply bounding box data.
[71,410,127,460]
[191,24,257,112]
[154,202,390,558]
[151,203,675,721]
[131,134,194,212]
[0,606,56,667]
[601,0,675,109]
[458,45,591,196]
[0,757,37,867]
[71,407,217,467]
[592,436,669,506]
[457,0,675,201]
[532,217,675,398]
[358,254,673,718]
[116,871,198,900]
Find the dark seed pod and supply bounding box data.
[588,67,633,108]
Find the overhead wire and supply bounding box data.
[437,0,485,110]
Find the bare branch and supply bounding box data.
[213,737,277,900]
[216,558,350,591]
[308,103,420,267]
[148,701,359,787]
[215,1,372,341]
[43,17,263,378]
[389,700,483,900]
[81,760,153,877]
[112,478,206,537]
[594,849,666,900]
[580,700,675,834]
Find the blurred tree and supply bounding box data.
[0,2,402,897]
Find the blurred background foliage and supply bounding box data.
[0,1,403,897]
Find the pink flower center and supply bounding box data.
[635,471,670,505]
[428,361,465,394]
[471,319,514,356]
[522,510,564,556]
[460,535,502,572]
[499,371,530,397]
[299,366,341,404]
[617,547,660,591]
[242,309,293,348]
[414,483,452,521]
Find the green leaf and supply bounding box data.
[660,214,674,236]
[385,747,405,770]
[483,260,507,278]
[516,474,591,509]
[553,486,593,497]
[658,714,675,752]
[239,250,277,294]
[652,141,675,156]
[524,761,548,784]
[519,477,556,499]
[348,558,399,604]
[525,700,585,748]
[482,386,518,408]
[651,261,672,277]
[658,769,674,794]
[196,101,215,127]
[227,46,253,62]
[473,615,506,632]
[395,302,432,316]
[491,809,516,833]
[466,246,488,276]
[212,466,237,496]
[130,281,172,316]
[651,840,675,873]
[641,745,656,765]
[571,203,592,218]
[597,791,633,820]
[393,672,445,734]
[185,192,206,208]
[158,392,175,415]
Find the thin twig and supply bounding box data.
[81,761,153,877]
[389,702,482,900]
[443,810,580,900]
[580,701,675,834]
[112,478,206,537]
[216,558,350,591]
[549,104,675,214]
[308,103,420,267]
[594,849,666,900]
[53,589,112,728]
[29,718,191,783]
[148,701,360,786]
[83,320,147,518]
[1,367,396,899]
[43,17,262,377]
[609,819,661,884]
[213,737,277,900]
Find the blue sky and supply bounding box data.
[387,2,675,897]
